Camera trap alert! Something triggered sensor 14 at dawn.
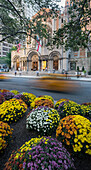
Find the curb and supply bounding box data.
[3,74,91,82]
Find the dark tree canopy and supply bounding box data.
[0,0,60,43]
[48,0,91,51]
[0,0,90,51]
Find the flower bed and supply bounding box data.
[0,98,27,123]
[0,89,91,170]
[55,98,69,109]
[4,137,75,170]
[56,100,85,118]
[31,98,54,109]
[0,121,13,151]
[26,106,60,135]
[56,115,91,155]
[21,92,36,107]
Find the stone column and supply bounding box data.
[38,60,41,71]
[14,62,16,70]
[11,60,14,70]
[49,60,53,72]
[27,58,29,71]
[58,59,61,71]
[21,60,23,71]
[20,61,22,70]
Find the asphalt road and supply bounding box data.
[0,77,91,104]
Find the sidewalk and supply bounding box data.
[3,71,91,81]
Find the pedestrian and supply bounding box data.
[45,67,47,72]
[19,70,22,76]
[15,70,17,76]
[77,71,79,78]
[36,70,39,76]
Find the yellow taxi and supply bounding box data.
[35,73,79,93]
[0,72,8,80]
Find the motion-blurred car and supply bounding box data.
[34,74,79,93]
[0,73,9,80]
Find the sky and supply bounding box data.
[56,0,66,12]
[56,0,65,7]
[59,0,66,7]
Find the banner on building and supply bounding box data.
[36,35,42,53]
[17,43,21,52]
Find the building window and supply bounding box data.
[3,47,8,51]
[3,52,6,55]
[3,43,8,46]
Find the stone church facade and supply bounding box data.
[11,6,91,73]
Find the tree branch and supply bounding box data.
[6,0,23,20]
[0,31,27,42]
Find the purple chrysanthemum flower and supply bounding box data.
[27,162,31,168]
[23,162,26,169]
[13,94,22,99]
[2,92,14,100]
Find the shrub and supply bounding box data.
[80,104,91,118]
[26,106,60,135]
[55,98,69,109]
[2,92,14,100]
[4,137,75,170]
[0,94,5,104]
[38,95,54,103]
[0,121,13,151]
[0,89,10,93]
[77,66,79,71]
[21,92,36,107]
[0,98,27,123]
[31,98,54,109]
[81,102,91,106]
[10,90,19,95]
[56,115,91,155]
[56,100,85,118]
[82,66,84,72]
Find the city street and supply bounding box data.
[0,77,91,104]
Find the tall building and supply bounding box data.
[0,38,13,58]
[0,1,35,59]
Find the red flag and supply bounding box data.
[36,35,42,52]
[36,39,41,52]
[17,43,21,52]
